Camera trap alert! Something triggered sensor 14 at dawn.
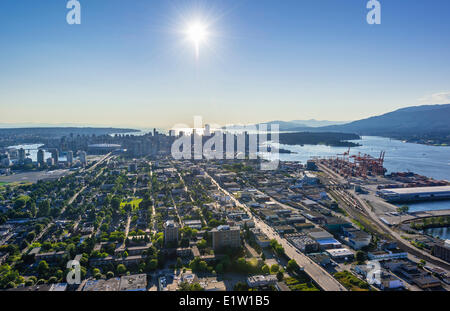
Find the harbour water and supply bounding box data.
[397,201,450,213]
[269,136,450,213]
[422,227,450,241]
[7,144,67,162]
[273,136,450,181]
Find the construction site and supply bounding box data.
[318,149,387,179]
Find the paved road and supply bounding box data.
[83,153,112,173]
[124,215,132,238]
[204,171,347,291]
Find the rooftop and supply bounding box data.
[326,248,354,257]
[381,186,450,195]
[119,274,147,291]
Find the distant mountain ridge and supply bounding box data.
[314,104,450,136]
[226,104,450,145]
[225,119,348,131]
[289,119,349,128]
[0,127,139,138]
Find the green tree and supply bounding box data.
[26,231,36,242]
[156,235,164,248]
[37,261,49,277]
[117,264,127,275]
[270,264,279,274]
[276,271,284,281]
[6,281,16,289]
[418,259,426,269]
[111,197,122,210]
[215,263,224,274]
[147,259,158,271]
[178,282,204,291]
[197,239,207,249]
[397,206,410,214]
[261,264,270,275]
[37,200,51,217]
[14,196,29,209]
[235,257,248,273]
[106,271,115,279]
[234,282,249,291]
[25,279,35,286]
[287,259,301,273]
[176,257,183,269]
[355,251,367,263]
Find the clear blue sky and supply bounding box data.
[0,0,449,129]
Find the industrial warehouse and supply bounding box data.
[379,186,450,203]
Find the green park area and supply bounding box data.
[285,277,319,291]
[120,198,143,211]
[333,270,370,291]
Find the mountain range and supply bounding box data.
[312,103,447,132]
[226,119,348,131]
[229,104,450,145]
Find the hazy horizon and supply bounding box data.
[1,0,450,128]
[0,118,350,130]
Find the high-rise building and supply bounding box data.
[78,151,87,166]
[164,220,179,245]
[1,154,10,167]
[128,162,137,172]
[46,157,54,166]
[37,149,45,166]
[204,124,211,136]
[18,148,26,164]
[51,149,59,164]
[211,225,241,250]
[7,148,18,160]
[67,151,74,166]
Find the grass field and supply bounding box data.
[120,198,143,211]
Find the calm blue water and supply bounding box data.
[397,201,450,213]
[267,136,450,213]
[7,144,67,162]
[273,136,450,181]
[422,227,450,241]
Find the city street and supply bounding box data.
[204,170,347,291]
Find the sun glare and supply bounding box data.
[185,21,209,58]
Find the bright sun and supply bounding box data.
[185,21,208,58]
